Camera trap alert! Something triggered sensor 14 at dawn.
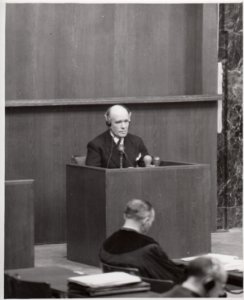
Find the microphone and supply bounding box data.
[143,155,152,167]
[118,141,134,168]
[117,141,124,168]
[118,143,124,153]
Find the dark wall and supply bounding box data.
[5,4,218,243]
[5,180,34,269]
[6,4,217,100]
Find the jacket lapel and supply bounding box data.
[105,131,120,168]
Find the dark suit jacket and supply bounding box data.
[99,229,186,283]
[86,130,148,168]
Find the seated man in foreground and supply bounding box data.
[162,255,227,297]
[99,199,185,283]
[86,105,149,168]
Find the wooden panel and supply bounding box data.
[66,165,106,265]
[106,165,211,258]
[194,5,218,93]
[5,99,217,243]
[5,4,218,101]
[5,180,34,269]
[201,4,218,93]
[5,106,102,243]
[130,101,218,230]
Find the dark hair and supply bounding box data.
[187,256,226,283]
[124,199,153,221]
[187,257,215,277]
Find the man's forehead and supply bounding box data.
[110,106,129,119]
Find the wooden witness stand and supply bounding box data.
[67,162,211,266]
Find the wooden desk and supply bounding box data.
[5,266,75,296]
[5,266,161,298]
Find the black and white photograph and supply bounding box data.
[1,0,243,298]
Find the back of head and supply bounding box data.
[124,199,153,221]
[123,199,155,234]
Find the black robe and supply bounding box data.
[99,229,186,283]
[86,130,148,168]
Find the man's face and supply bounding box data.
[206,280,226,297]
[110,109,131,138]
[203,269,227,298]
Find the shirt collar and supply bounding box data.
[110,130,124,145]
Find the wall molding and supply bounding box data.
[5,94,222,108]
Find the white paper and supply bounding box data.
[181,253,243,272]
[68,271,141,288]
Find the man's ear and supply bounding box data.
[104,113,111,127]
[142,216,150,226]
[128,112,132,122]
[203,278,215,292]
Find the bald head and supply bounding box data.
[105,105,131,138]
[108,105,130,119]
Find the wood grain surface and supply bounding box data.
[5,94,222,107]
[5,180,34,269]
[66,164,211,265]
[5,4,217,100]
[66,165,106,266]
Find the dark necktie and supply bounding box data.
[117,138,122,146]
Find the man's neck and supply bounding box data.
[109,130,125,143]
[109,130,118,139]
[122,220,141,233]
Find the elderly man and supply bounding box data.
[99,199,185,283]
[85,105,149,168]
[162,256,227,297]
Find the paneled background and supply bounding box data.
[6,4,217,100]
[5,4,218,243]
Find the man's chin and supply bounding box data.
[118,133,127,138]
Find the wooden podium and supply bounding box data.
[66,162,211,266]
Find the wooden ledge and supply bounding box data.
[5,94,222,108]
[5,179,34,185]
